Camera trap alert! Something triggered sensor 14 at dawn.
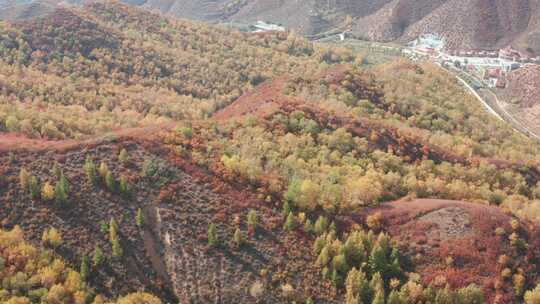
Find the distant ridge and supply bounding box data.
[125,0,540,55]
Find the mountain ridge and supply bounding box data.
[2,0,540,55]
[139,0,540,55]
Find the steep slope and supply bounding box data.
[0,226,162,303]
[163,72,540,301]
[0,0,57,20]
[0,140,178,301]
[394,0,533,51]
[0,0,351,140]
[499,65,540,137]
[3,0,539,53]
[0,133,341,303]
[141,0,230,20]
[3,1,540,303]
[504,65,540,109]
[127,0,540,54]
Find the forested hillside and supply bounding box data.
[0,1,355,139]
[2,1,540,304]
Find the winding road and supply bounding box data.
[451,70,540,142]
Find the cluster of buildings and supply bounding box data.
[407,34,540,89]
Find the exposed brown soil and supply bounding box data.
[504,65,540,109]
[364,199,540,303]
[0,134,340,303]
[213,75,289,122]
[417,206,473,241]
[0,123,178,153]
[0,140,179,300]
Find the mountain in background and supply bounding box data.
[2,0,540,55]
[0,0,57,20]
[148,0,540,55]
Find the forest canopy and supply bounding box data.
[0,1,355,139]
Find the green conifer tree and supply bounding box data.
[118,148,129,165]
[233,228,244,248]
[58,171,69,194]
[19,168,29,191]
[282,200,291,216]
[332,253,349,273]
[105,171,116,192]
[314,216,328,235]
[136,208,145,228]
[28,175,40,199]
[208,223,218,247]
[109,218,119,243]
[284,212,297,231]
[331,269,342,287]
[55,180,68,206]
[119,176,130,197]
[369,245,388,277]
[316,245,331,267]
[313,235,327,255]
[99,162,109,180]
[92,246,104,266]
[112,239,123,258]
[99,221,109,234]
[84,156,97,184]
[80,255,90,281]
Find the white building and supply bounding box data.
[252,21,285,33]
[409,33,445,51]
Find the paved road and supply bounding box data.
[453,74,503,121]
[451,71,540,142]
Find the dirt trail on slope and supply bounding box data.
[0,122,180,153]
